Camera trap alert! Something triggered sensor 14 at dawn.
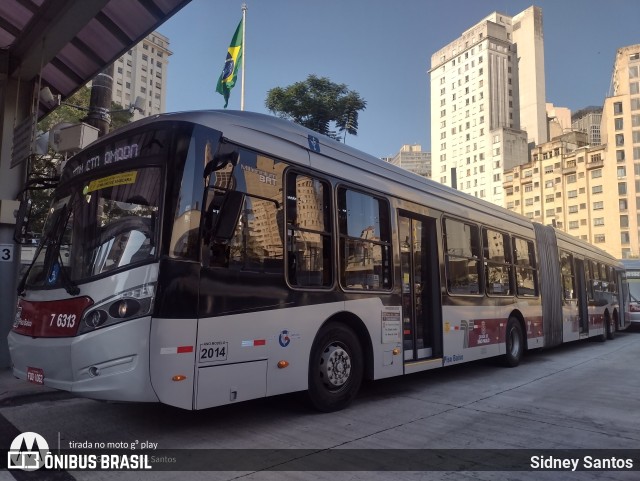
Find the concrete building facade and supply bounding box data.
[384,144,432,178]
[430,6,547,206]
[503,44,640,260]
[600,44,640,258]
[112,32,171,120]
[572,107,603,146]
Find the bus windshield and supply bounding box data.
[25,167,161,289]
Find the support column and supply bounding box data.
[0,76,32,367]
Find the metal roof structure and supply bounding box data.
[0,0,191,119]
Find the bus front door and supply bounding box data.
[398,214,441,362]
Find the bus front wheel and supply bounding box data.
[308,322,363,412]
[504,317,524,367]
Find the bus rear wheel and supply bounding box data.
[504,317,524,367]
[606,313,615,340]
[308,322,363,412]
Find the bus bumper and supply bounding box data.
[7,316,159,403]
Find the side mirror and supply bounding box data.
[13,198,32,244]
[214,190,245,242]
[203,151,239,180]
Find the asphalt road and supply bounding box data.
[2,328,639,481]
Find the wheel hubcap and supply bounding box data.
[320,344,351,388]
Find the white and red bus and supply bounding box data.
[621,259,640,326]
[9,111,626,412]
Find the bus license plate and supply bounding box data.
[27,367,44,385]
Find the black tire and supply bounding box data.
[504,317,524,367]
[308,322,363,412]
[606,313,615,340]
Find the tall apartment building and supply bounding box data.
[503,131,614,250]
[384,144,432,178]
[504,44,640,260]
[112,32,171,120]
[600,44,640,258]
[430,6,546,206]
[572,107,603,146]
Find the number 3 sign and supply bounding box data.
[0,244,14,262]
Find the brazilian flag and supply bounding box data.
[216,18,243,108]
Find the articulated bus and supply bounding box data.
[9,111,627,412]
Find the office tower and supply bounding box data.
[112,32,171,119]
[384,144,432,178]
[430,6,546,206]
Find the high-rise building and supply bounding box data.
[503,44,640,260]
[429,6,547,206]
[572,107,603,146]
[112,32,171,120]
[600,44,640,258]
[384,144,431,178]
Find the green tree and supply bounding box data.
[265,75,366,142]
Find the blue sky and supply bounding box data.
[158,0,640,159]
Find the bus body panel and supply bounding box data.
[192,298,404,409]
[9,264,160,401]
[149,317,198,409]
[8,316,157,402]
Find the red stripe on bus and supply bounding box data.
[177,346,193,353]
[254,339,266,346]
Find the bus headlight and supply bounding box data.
[79,283,155,334]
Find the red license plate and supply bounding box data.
[26,367,44,385]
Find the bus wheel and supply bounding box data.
[606,313,615,340]
[504,318,524,367]
[308,323,363,412]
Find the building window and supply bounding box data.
[593,201,604,210]
[569,205,578,213]
[568,190,578,198]
[617,150,626,162]
[592,185,603,194]
[593,218,605,226]
[594,234,605,243]
[620,199,628,211]
[618,166,627,178]
[569,221,579,230]
[591,169,602,179]
[615,118,624,130]
[614,102,623,114]
[566,174,576,183]
[619,182,628,195]
[621,232,630,244]
[620,215,629,228]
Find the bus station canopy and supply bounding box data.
[0,0,190,119]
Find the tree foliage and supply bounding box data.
[265,75,366,142]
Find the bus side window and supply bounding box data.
[560,251,576,300]
[482,228,512,296]
[444,218,481,295]
[512,237,539,297]
[337,188,392,290]
[285,173,332,288]
[206,149,284,274]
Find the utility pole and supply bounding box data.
[85,64,114,137]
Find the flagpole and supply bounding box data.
[240,3,247,111]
